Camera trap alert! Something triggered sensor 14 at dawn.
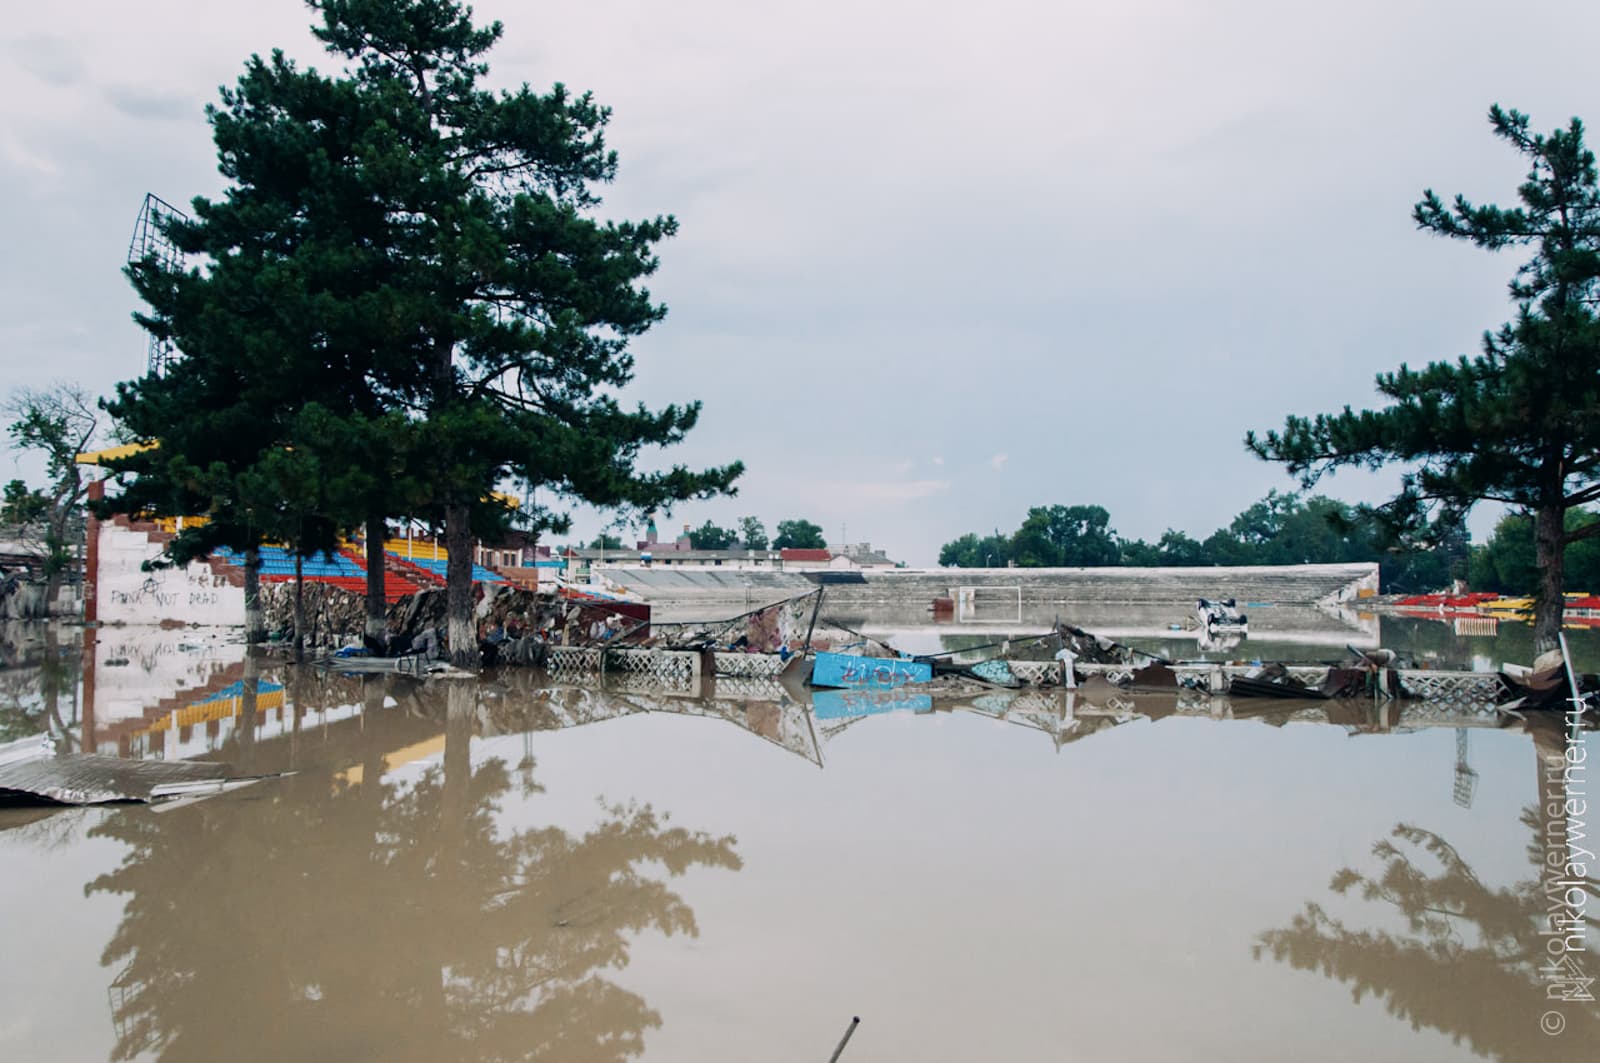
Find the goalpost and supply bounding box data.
[953,585,1023,623]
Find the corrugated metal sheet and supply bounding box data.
[0,754,262,805]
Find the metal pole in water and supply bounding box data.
[803,586,826,654]
[827,1016,860,1062]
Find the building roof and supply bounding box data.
[779,548,832,563]
[850,550,896,566]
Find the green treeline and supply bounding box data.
[939,493,1600,596]
[1469,510,1600,596]
[681,517,824,551]
[581,516,826,552]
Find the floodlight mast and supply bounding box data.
[126,193,189,377]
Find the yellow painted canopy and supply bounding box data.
[75,441,158,465]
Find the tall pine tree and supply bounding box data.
[108,0,741,661]
[1249,106,1600,650]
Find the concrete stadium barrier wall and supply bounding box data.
[605,563,1379,609]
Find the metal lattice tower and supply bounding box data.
[127,193,189,376]
[1453,728,1477,808]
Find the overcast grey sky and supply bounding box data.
[4,0,1598,563]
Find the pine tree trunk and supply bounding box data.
[293,552,306,663]
[365,513,388,644]
[244,547,266,643]
[444,503,477,668]
[1532,502,1565,653]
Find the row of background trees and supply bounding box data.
[581,516,827,551]
[2,385,102,612]
[938,493,1600,598]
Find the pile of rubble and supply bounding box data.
[260,582,368,651]
[260,583,503,646]
[0,573,47,620]
[264,580,581,662]
[388,585,563,644]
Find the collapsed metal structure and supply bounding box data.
[126,193,189,377]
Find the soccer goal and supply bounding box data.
[953,585,1023,623]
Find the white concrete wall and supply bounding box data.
[95,520,245,626]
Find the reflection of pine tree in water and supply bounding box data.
[1255,818,1599,1061]
[86,717,741,1063]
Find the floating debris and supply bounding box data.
[1229,669,1331,701]
[967,658,1023,688]
[314,653,476,678]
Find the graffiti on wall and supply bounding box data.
[97,522,244,626]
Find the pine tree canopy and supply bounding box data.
[1247,105,1600,648]
[102,0,742,656]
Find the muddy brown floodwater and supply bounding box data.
[0,617,1596,1061]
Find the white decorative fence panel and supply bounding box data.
[711,652,789,678]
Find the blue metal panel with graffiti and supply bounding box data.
[812,687,934,719]
[810,651,933,690]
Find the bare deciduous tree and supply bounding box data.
[4,383,101,614]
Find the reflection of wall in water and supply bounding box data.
[85,629,252,756]
[1378,614,1600,672]
[122,678,299,762]
[839,600,1380,660]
